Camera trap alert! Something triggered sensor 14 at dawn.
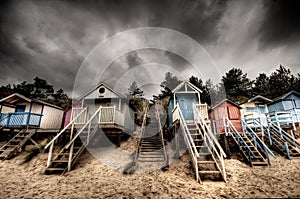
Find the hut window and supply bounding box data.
[246,107,256,112]
[99,87,105,94]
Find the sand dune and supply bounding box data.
[0,147,299,198]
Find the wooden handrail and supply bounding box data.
[241,119,276,158]
[45,107,87,149]
[226,118,256,158]
[155,103,168,164]
[267,119,300,148]
[133,105,149,165]
[176,104,199,157]
[193,104,227,158]
[65,106,102,149]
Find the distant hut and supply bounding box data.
[209,99,242,134]
[240,95,272,126]
[0,93,64,129]
[265,91,300,130]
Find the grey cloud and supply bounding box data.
[258,0,300,49]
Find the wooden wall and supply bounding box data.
[210,101,242,133]
[40,105,64,129]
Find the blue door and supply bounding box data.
[178,96,196,120]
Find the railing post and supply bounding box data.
[47,142,54,167]
[68,142,74,171]
[87,122,91,145]
[284,142,290,160]
[6,113,11,127]
[113,106,116,123]
[98,106,102,123]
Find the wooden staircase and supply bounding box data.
[186,122,223,180]
[0,129,36,160]
[134,105,167,172]
[226,118,269,167]
[266,127,300,159]
[231,132,268,166]
[45,130,91,175]
[44,106,99,175]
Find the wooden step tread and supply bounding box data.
[45,168,65,171]
[198,160,215,164]
[199,170,220,174]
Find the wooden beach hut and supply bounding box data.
[0,93,64,129]
[44,82,135,174]
[168,80,208,127]
[209,99,243,134]
[0,93,64,160]
[240,95,272,127]
[267,91,300,124]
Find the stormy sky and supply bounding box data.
[0,0,300,98]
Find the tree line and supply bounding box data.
[128,65,300,105]
[0,77,71,110]
[1,65,299,110]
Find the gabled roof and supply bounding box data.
[172,80,202,94]
[77,82,126,101]
[0,93,63,110]
[271,90,300,103]
[210,99,242,110]
[246,95,272,103]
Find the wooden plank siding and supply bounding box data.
[39,105,64,129]
[209,100,243,133]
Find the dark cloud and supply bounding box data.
[0,0,299,96]
[259,0,300,49]
[125,51,144,68]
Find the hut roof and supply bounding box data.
[210,99,242,110]
[171,80,202,94]
[246,95,272,103]
[77,82,126,101]
[270,90,300,104]
[0,93,63,110]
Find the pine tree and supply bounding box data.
[253,73,270,97]
[222,68,253,103]
[128,81,144,98]
[159,72,182,98]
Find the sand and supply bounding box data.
[0,146,300,199]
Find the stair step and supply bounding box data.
[138,155,163,158]
[252,162,268,166]
[45,168,65,171]
[198,160,215,164]
[199,170,220,174]
[138,159,164,162]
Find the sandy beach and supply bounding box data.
[0,144,299,199]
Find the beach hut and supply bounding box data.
[209,99,243,134]
[0,93,64,129]
[240,95,272,126]
[267,91,300,123]
[44,82,135,174]
[168,80,208,127]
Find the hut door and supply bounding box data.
[178,96,195,120]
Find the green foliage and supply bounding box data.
[189,76,211,104]
[222,68,253,103]
[159,72,182,99]
[268,65,297,98]
[128,81,144,98]
[0,77,71,110]
[129,97,149,125]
